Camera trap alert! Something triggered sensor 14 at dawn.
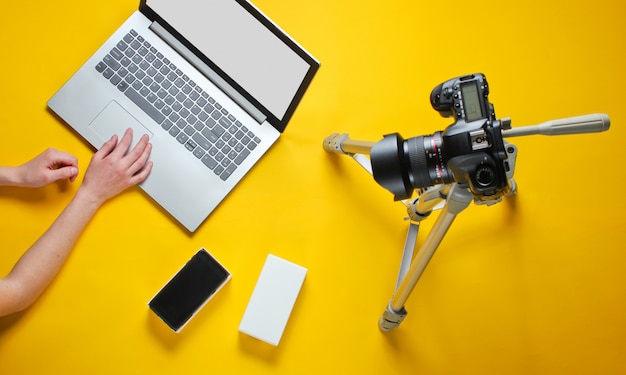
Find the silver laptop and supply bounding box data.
[48,0,319,232]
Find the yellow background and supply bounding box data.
[1,0,625,373]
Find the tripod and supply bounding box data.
[323,113,610,331]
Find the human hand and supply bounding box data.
[77,128,153,206]
[14,148,79,188]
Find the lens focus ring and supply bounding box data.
[407,136,431,189]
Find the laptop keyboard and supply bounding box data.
[95,29,261,181]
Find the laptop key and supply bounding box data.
[221,164,237,181]
[103,54,121,71]
[103,68,114,79]
[125,48,135,58]
[183,126,194,136]
[213,124,226,136]
[169,127,180,137]
[219,116,233,129]
[139,86,150,97]
[117,80,129,92]
[185,139,197,152]
[161,120,173,131]
[201,155,218,170]
[192,133,211,150]
[200,128,219,143]
[176,133,189,145]
[110,47,124,61]
[234,149,250,165]
[118,67,128,78]
[193,148,205,159]
[125,88,165,124]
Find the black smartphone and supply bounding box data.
[148,248,231,332]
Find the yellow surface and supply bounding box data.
[1,0,625,373]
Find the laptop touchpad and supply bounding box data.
[89,101,153,148]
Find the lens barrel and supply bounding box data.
[406,132,453,189]
[370,132,453,200]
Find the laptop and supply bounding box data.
[48,0,319,232]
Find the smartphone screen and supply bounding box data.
[149,249,231,332]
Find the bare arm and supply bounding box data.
[0,129,153,316]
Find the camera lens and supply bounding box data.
[370,132,454,201]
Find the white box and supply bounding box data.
[239,254,307,346]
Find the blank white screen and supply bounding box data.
[148,0,311,120]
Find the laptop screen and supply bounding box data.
[144,0,318,130]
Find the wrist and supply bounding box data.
[73,186,105,213]
[0,166,23,187]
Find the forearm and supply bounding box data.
[0,189,101,315]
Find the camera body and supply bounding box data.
[370,73,511,201]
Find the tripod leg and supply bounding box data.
[396,222,420,290]
[323,133,376,155]
[379,184,473,331]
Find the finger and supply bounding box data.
[94,134,118,160]
[47,166,79,183]
[45,149,78,169]
[69,167,79,182]
[128,141,152,176]
[129,161,154,186]
[125,133,150,164]
[125,134,151,169]
[110,128,134,159]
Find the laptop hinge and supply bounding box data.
[149,21,267,124]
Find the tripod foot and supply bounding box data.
[322,133,350,154]
[378,302,407,331]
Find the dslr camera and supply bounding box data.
[370,73,511,201]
